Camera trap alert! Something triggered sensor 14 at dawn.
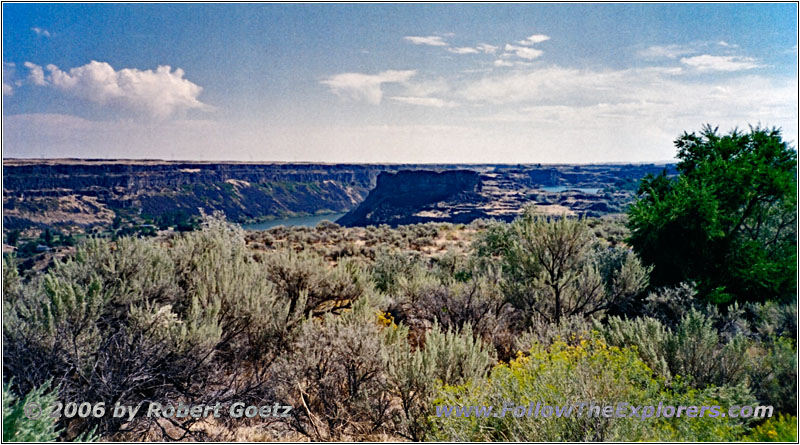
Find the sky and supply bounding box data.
[2,3,797,163]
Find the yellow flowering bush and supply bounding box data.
[743,415,798,442]
[430,338,752,441]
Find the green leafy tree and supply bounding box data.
[628,125,797,304]
[6,229,21,246]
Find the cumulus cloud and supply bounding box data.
[503,44,544,60]
[389,96,457,108]
[22,60,211,118]
[321,70,416,104]
[3,62,16,96]
[448,47,479,55]
[403,36,447,46]
[24,61,47,86]
[31,27,52,38]
[518,34,550,45]
[493,59,514,68]
[680,54,762,71]
[638,44,696,59]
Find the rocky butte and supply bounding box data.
[336,164,676,227]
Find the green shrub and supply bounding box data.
[478,208,649,325]
[742,414,798,442]
[601,310,750,388]
[429,338,751,441]
[386,323,495,440]
[2,254,22,303]
[747,336,797,414]
[273,296,396,441]
[600,315,672,380]
[627,126,796,304]
[667,309,750,388]
[3,380,61,442]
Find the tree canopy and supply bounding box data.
[628,125,797,304]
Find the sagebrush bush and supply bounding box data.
[386,322,495,441]
[747,300,797,340]
[3,210,794,442]
[476,208,649,325]
[3,213,368,439]
[667,309,750,388]
[601,310,750,388]
[2,254,22,304]
[747,336,797,414]
[3,380,62,442]
[600,315,672,380]
[516,313,595,351]
[273,296,396,441]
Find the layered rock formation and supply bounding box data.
[3,160,386,231]
[337,170,485,226]
[3,159,674,232]
[337,164,675,227]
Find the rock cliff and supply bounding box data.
[3,160,674,232]
[337,170,484,226]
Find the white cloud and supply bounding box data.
[6,66,796,166]
[24,62,47,86]
[448,47,479,55]
[458,65,793,113]
[403,36,447,46]
[638,44,696,59]
[518,34,550,45]
[476,43,499,54]
[389,96,457,108]
[321,70,416,104]
[3,62,16,96]
[503,44,543,60]
[24,60,211,118]
[717,40,739,48]
[493,59,514,67]
[458,66,796,148]
[402,78,450,98]
[31,27,52,38]
[680,54,761,72]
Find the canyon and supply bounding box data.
[3,159,674,234]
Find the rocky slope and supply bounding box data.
[3,160,674,233]
[337,170,486,226]
[3,160,414,231]
[337,164,675,227]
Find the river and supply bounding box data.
[240,212,348,230]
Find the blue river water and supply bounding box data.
[539,186,603,194]
[240,212,348,230]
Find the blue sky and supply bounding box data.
[3,3,797,162]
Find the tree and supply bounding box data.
[42,228,54,247]
[628,125,797,304]
[483,208,650,325]
[6,229,21,246]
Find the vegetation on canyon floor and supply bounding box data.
[2,126,796,442]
